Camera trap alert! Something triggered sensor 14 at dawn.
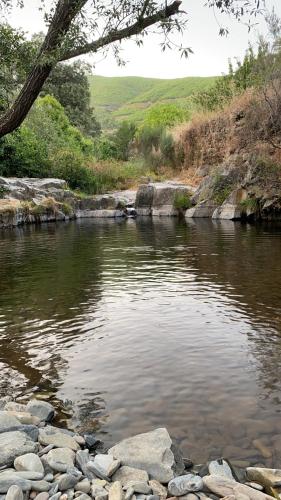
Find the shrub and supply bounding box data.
[93,136,119,161]
[173,192,192,210]
[50,149,97,193]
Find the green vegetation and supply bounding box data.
[212,174,233,205]
[89,75,218,128]
[173,192,192,211]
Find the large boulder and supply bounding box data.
[185,200,218,218]
[212,188,247,220]
[0,431,38,467]
[108,428,184,484]
[135,183,190,217]
[26,400,55,422]
[135,185,155,216]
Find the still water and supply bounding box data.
[1,218,281,464]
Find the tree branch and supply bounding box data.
[60,0,182,61]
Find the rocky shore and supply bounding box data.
[0,398,280,500]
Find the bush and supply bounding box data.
[93,136,119,161]
[173,192,192,210]
[50,149,97,193]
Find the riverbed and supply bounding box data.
[1,218,281,465]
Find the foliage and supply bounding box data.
[173,192,192,210]
[50,150,97,193]
[93,136,119,161]
[112,121,136,161]
[142,103,188,128]
[212,174,233,205]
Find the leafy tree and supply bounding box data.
[113,121,136,160]
[0,0,263,138]
[142,103,187,128]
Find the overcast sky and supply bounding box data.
[7,0,281,79]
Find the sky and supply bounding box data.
[7,0,281,79]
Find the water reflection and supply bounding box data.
[0,218,281,463]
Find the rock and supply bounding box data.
[48,483,59,496]
[4,411,40,426]
[89,454,120,479]
[109,482,124,500]
[152,183,190,217]
[75,451,95,480]
[124,487,134,500]
[4,403,27,413]
[179,494,198,500]
[147,496,160,500]
[0,412,21,432]
[14,453,44,474]
[49,494,61,500]
[29,481,52,493]
[245,483,264,491]
[26,401,55,423]
[91,481,108,500]
[73,436,85,447]
[112,467,148,489]
[57,470,81,492]
[135,185,154,216]
[75,495,91,500]
[5,485,24,500]
[212,189,247,220]
[148,480,167,499]
[44,474,54,483]
[39,428,79,451]
[0,478,32,493]
[109,428,184,483]
[39,445,55,457]
[35,493,49,500]
[185,200,218,218]
[246,468,281,497]
[252,440,272,459]
[0,471,43,481]
[74,481,91,495]
[168,475,203,496]
[125,482,151,494]
[0,431,38,467]
[83,435,101,451]
[45,449,75,472]
[208,459,234,479]
[0,421,39,442]
[203,475,273,500]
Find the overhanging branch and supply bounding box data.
[59,0,182,61]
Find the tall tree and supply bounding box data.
[0,0,264,138]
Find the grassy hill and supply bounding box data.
[89,75,218,128]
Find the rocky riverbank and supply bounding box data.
[0,398,280,500]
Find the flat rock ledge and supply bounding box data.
[0,398,279,500]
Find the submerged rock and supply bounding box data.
[109,428,184,483]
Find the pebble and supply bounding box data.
[14,453,44,474]
[168,475,203,496]
[92,454,121,478]
[49,493,61,500]
[45,449,75,473]
[148,480,167,499]
[58,474,80,491]
[125,481,151,494]
[39,445,55,457]
[208,459,234,479]
[29,480,52,492]
[73,436,85,447]
[74,480,91,494]
[75,495,91,500]
[35,493,50,500]
[109,482,124,500]
[26,401,55,423]
[125,487,135,500]
[5,485,24,500]
[44,474,54,482]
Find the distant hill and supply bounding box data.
[88,75,218,128]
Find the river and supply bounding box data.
[1,218,281,465]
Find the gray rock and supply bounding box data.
[48,483,59,496]
[45,448,75,472]
[75,495,91,500]
[185,200,218,218]
[212,188,247,220]
[91,481,108,500]
[113,467,149,489]
[125,482,151,494]
[88,455,120,479]
[0,431,38,467]
[108,482,123,500]
[3,411,40,426]
[38,428,79,451]
[208,459,234,479]
[5,485,24,500]
[0,471,43,481]
[34,493,49,500]
[168,475,203,496]
[49,493,61,500]
[44,474,54,482]
[4,403,27,413]
[87,461,110,481]
[0,424,39,442]
[109,428,184,484]
[26,401,55,423]
[74,480,91,494]
[58,473,81,491]
[246,468,281,487]
[29,481,52,493]
[0,478,31,493]
[0,412,21,432]
[75,451,95,480]
[39,445,55,457]
[147,496,160,500]
[124,487,135,500]
[14,453,44,474]
[245,483,264,491]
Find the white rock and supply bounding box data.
[168,475,203,496]
[5,485,24,500]
[109,482,124,500]
[89,455,120,479]
[203,475,273,500]
[113,467,149,490]
[14,453,44,474]
[125,482,151,494]
[39,428,79,451]
[109,428,184,483]
[45,448,75,472]
[0,431,38,467]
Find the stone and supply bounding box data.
[113,467,149,489]
[212,189,247,220]
[108,482,124,500]
[135,185,154,216]
[49,483,59,496]
[5,485,24,500]
[148,480,167,499]
[75,451,95,480]
[14,453,44,474]
[4,403,27,413]
[83,435,101,451]
[125,482,151,494]
[45,449,75,472]
[35,493,49,500]
[208,459,234,479]
[168,475,203,496]
[89,455,120,479]
[4,412,40,426]
[49,494,61,500]
[0,412,21,432]
[185,200,218,218]
[0,471,43,481]
[58,471,81,492]
[147,496,160,500]
[44,474,54,482]
[91,481,108,500]
[75,495,91,500]
[39,428,79,451]
[39,445,55,457]
[203,475,273,500]
[26,401,55,423]
[0,431,38,467]
[245,483,264,491]
[179,494,198,500]
[0,478,32,493]
[109,428,184,483]
[29,481,52,492]
[246,468,281,497]
[74,481,91,494]
[125,487,135,500]
[73,436,85,447]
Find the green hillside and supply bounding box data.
[89,75,218,128]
